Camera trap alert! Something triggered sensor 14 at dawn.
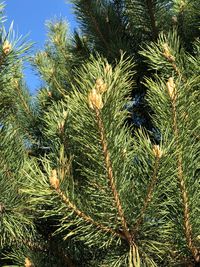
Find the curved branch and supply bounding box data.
[94,108,140,266]
[55,187,125,240]
[95,109,133,244]
[170,84,199,262]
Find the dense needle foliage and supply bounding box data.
[0,1,199,266]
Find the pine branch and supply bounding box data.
[14,81,33,117]
[86,7,109,51]
[75,0,110,52]
[22,240,47,253]
[50,74,66,97]
[167,77,200,262]
[94,108,140,266]
[132,145,162,233]
[0,50,7,70]
[50,175,124,240]
[145,0,158,40]
[162,42,182,77]
[95,108,130,241]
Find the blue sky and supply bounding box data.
[5,0,78,94]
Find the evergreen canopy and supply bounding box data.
[0,1,199,266]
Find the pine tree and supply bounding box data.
[0,1,200,266]
[0,3,37,266]
[71,0,200,132]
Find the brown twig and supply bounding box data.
[95,108,140,266]
[146,0,158,40]
[84,1,111,54]
[14,81,33,117]
[170,85,200,262]
[95,109,130,239]
[94,108,142,267]
[55,187,125,240]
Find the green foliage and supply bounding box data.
[0,1,200,267]
[71,0,133,60]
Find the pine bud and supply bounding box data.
[95,78,108,94]
[13,79,19,88]
[122,148,127,158]
[167,77,176,100]
[152,145,163,159]
[2,40,12,55]
[25,257,34,267]
[180,0,186,10]
[162,43,175,62]
[105,16,109,23]
[162,43,170,58]
[172,15,178,24]
[53,36,60,44]
[49,169,60,189]
[63,110,67,119]
[88,88,103,110]
[47,68,54,76]
[58,121,65,132]
[47,91,52,97]
[96,77,104,87]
